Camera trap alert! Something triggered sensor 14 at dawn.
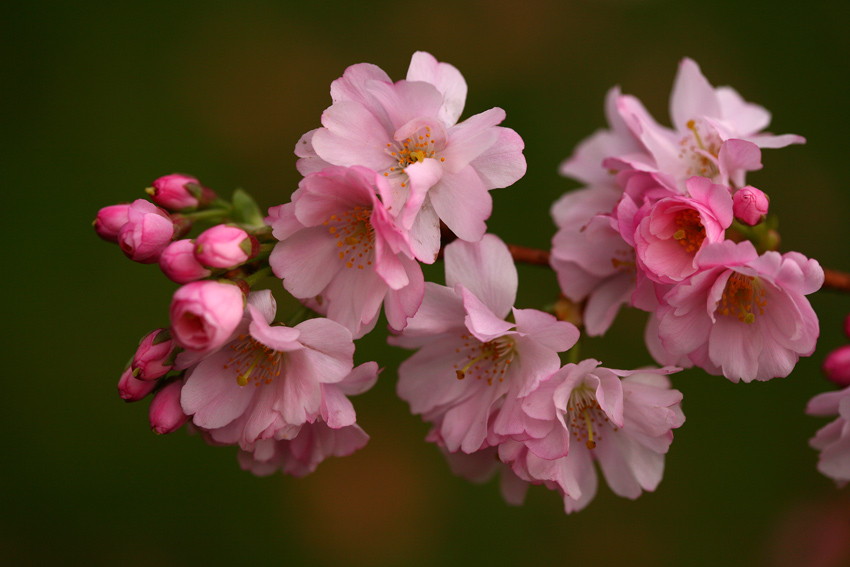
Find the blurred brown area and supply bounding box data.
[4,1,850,566]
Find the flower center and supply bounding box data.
[324,206,375,270]
[224,335,283,387]
[679,119,721,179]
[382,126,445,188]
[566,385,614,450]
[454,334,516,386]
[718,272,766,324]
[672,208,706,253]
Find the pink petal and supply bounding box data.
[406,51,467,126]
[445,234,517,318]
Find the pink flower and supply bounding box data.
[148,174,216,211]
[297,52,526,260]
[807,386,850,487]
[118,199,176,263]
[169,280,245,355]
[93,203,130,243]
[732,185,769,226]
[823,346,850,388]
[506,361,684,513]
[118,367,157,402]
[268,165,424,338]
[159,239,212,284]
[149,379,189,435]
[131,328,175,381]
[633,176,733,284]
[194,225,256,269]
[392,235,580,453]
[179,290,360,450]
[656,240,823,382]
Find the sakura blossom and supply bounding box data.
[392,234,579,454]
[296,51,526,261]
[267,165,424,338]
[807,386,850,487]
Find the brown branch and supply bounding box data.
[505,243,850,294]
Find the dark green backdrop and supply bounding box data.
[4,1,850,565]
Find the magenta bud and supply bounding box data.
[147,174,217,211]
[131,329,175,380]
[118,367,158,402]
[844,314,850,340]
[93,204,130,243]
[118,199,176,263]
[823,345,850,388]
[733,186,769,226]
[159,240,212,284]
[169,280,245,354]
[194,225,254,268]
[149,379,189,434]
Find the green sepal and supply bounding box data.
[231,189,265,229]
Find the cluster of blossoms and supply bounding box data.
[95,53,844,513]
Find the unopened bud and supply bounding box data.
[823,345,850,388]
[148,174,217,211]
[118,199,175,263]
[732,186,769,226]
[118,367,157,402]
[159,239,212,284]
[194,225,254,268]
[132,329,175,380]
[149,379,189,434]
[93,204,130,243]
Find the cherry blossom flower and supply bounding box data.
[179,290,358,450]
[656,240,823,382]
[296,52,526,261]
[807,386,850,487]
[392,235,579,453]
[505,361,684,513]
[268,165,424,338]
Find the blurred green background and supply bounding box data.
[4,1,850,565]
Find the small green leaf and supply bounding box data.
[231,188,265,228]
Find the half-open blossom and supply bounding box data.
[656,240,823,382]
[180,290,357,450]
[159,239,212,284]
[194,225,256,269]
[170,280,245,355]
[392,235,580,453]
[633,176,733,284]
[296,52,526,261]
[807,386,850,487]
[507,361,684,513]
[732,185,769,226]
[268,165,424,338]
[118,199,176,263]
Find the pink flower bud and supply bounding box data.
[169,280,244,354]
[132,329,176,380]
[733,186,769,226]
[148,174,216,211]
[844,314,850,339]
[118,199,176,263]
[118,367,158,402]
[93,204,130,243]
[159,240,212,284]
[194,225,257,269]
[149,380,189,434]
[823,345,850,388]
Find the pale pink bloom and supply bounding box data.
[656,240,823,382]
[807,386,850,487]
[118,367,158,402]
[504,361,683,513]
[392,235,580,453]
[149,379,189,435]
[732,185,769,226]
[194,225,256,269]
[268,165,424,338]
[549,187,637,335]
[633,176,733,284]
[169,280,245,355]
[297,52,526,261]
[131,328,175,381]
[159,239,212,284]
[823,346,850,388]
[93,203,130,243]
[118,199,176,263]
[615,58,802,192]
[149,174,215,211]
[180,290,358,450]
